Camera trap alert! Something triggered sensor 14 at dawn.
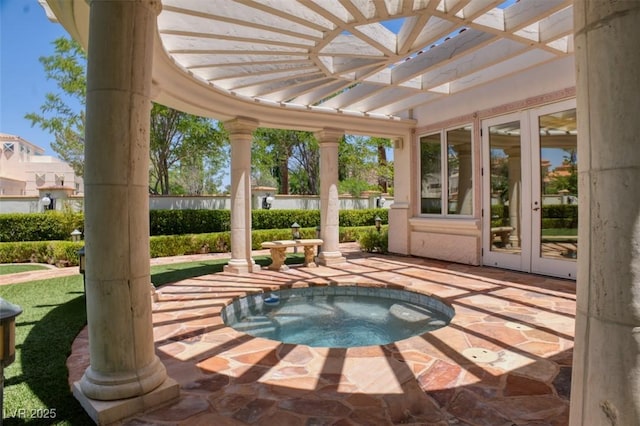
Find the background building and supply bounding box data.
[0,133,83,196]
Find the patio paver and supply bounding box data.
[67,246,575,425]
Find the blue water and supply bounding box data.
[228,292,450,348]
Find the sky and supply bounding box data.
[1,0,70,157]
[0,0,524,166]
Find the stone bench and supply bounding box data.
[261,238,323,271]
[491,226,514,247]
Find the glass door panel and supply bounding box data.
[483,101,576,279]
[483,112,531,273]
[488,121,521,255]
[531,102,577,279]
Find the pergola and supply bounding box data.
[42,1,640,425]
[46,0,574,125]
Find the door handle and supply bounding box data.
[533,201,540,211]
[533,207,540,211]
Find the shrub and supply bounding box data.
[0,208,389,241]
[340,209,387,227]
[149,210,231,235]
[0,212,81,242]
[0,241,83,265]
[357,229,388,253]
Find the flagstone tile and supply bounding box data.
[448,389,511,426]
[504,373,554,396]
[142,395,210,422]
[68,248,576,425]
[278,398,352,417]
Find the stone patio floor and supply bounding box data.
[67,245,575,425]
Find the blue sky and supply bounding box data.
[1,0,69,157]
[0,0,519,162]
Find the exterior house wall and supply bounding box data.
[398,57,576,265]
[0,133,83,196]
[0,177,25,196]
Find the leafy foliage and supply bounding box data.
[0,208,388,243]
[27,36,229,194]
[0,241,83,265]
[358,229,389,253]
[149,105,228,195]
[543,149,578,195]
[0,212,82,242]
[252,128,319,194]
[339,135,392,195]
[25,37,87,176]
[150,209,231,235]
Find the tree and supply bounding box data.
[544,148,578,196]
[338,135,392,196]
[252,128,318,194]
[149,105,228,195]
[373,137,393,193]
[289,135,319,195]
[25,37,86,176]
[27,36,228,194]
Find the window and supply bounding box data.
[3,143,14,153]
[35,173,46,187]
[420,125,473,216]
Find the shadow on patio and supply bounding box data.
[68,248,574,425]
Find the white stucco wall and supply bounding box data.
[0,194,393,214]
[413,56,575,124]
[398,56,576,266]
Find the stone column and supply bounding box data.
[455,144,473,215]
[506,147,521,248]
[388,133,412,255]
[76,0,178,423]
[315,128,345,265]
[571,2,640,425]
[224,117,258,274]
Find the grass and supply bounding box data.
[541,228,578,236]
[0,275,89,425]
[151,254,303,286]
[0,264,49,275]
[0,253,304,425]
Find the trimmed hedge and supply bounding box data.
[0,225,380,266]
[0,208,389,241]
[491,204,577,228]
[0,212,83,242]
[0,241,84,266]
[149,209,231,236]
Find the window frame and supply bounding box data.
[418,123,474,218]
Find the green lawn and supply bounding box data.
[0,264,49,275]
[0,275,89,425]
[0,254,303,425]
[541,228,578,236]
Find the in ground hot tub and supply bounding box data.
[222,285,454,348]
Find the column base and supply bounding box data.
[317,251,346,266]
[224,259,254,274]
[73,377,179,425]
[80,355,168,401]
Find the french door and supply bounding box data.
[482,100,577,279]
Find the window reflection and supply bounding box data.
[489,121,521,254]
[420,127,473,216]
[420,134,441,214]
[539,108,578,261]
[447,127,473,215]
